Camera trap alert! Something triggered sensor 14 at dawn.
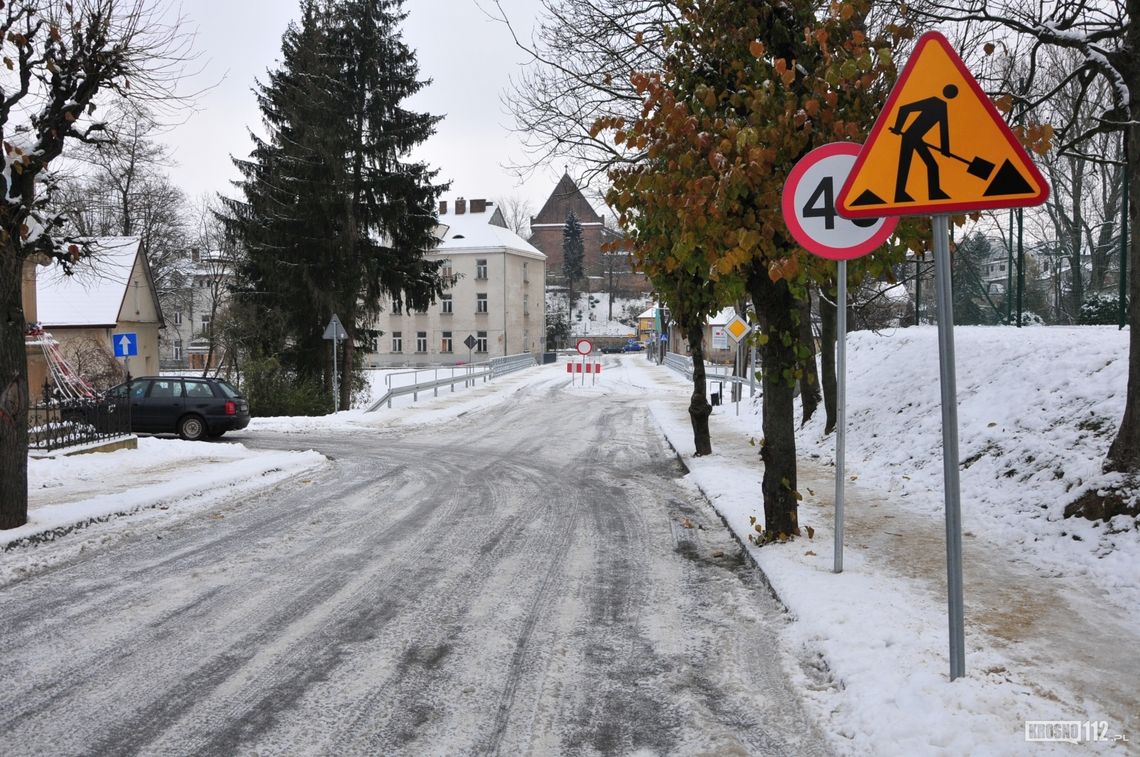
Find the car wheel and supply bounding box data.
[178,415,207,441]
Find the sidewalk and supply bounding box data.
[645,366,1136,755]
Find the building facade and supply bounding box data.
[33,237,163,393]
[159,248,233,371]
[367,198,547,366]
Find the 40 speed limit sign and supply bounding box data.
[781,142,898,260]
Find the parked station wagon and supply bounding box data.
[106,376,251,441]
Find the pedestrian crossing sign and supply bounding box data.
[838,31,1049,218]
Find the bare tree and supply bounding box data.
[0,0,197,530]
[492,0,676,186]
[493,195,534,237]
[900,1,1140,481]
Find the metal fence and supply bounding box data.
[663,351,756,403]
[366,353,538,412]
[27,397,132,453]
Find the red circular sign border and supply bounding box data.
[575,338,593,356]
[782,142,899,261]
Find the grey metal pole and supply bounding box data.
[332,337,339,413]
[834,260,847,574]
[932,214,966,681]
[1121,129,1130,330]
[1016,208,1025,327]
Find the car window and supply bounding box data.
[148,379,184,399]
[184,380,215,399]
[214,380,242,399]
[129,381,150,400]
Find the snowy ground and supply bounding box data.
[4,326,1137,754]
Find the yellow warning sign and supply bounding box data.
[838,31,1049,218]
[725,314,751,342]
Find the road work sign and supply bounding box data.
[838,31,1049,218]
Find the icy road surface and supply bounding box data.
[0,377,829,756]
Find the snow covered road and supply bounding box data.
[0,376,829,755]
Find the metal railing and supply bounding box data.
[27,397,132,452]
[366,353,538,412]
[663,351,756,399]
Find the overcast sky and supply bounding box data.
[162,0,561,220]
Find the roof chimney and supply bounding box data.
[439,200,447,215]
[455,197,466,215]
[470,198,487,214]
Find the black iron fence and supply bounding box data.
[27,397,132,452]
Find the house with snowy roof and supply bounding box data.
[32,237,163,394]
[366,198,547,366]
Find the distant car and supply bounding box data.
[600,344,624,354]
[622,341,644,352]
[105,376,251,441]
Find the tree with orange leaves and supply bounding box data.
[603,0,910,540]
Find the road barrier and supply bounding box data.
[366,353,538,411]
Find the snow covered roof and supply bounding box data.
[35,238,146,327]
[435,211,546,260]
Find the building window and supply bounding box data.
[200,315,211,330]
[476,259,488,280]
[441,331,453,353]
[441,259,453,281]
[477,293,488,313]
[476,331,488,353]
[441,294,453,314]
[416,331,428,353]
[523,294,529,316]
[172,311,182,326]
[523,261,529,282]
[172,339,183,361]
[392,331,403,352]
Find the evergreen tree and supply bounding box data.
[562,211,585,328]
[953,233,1002,326]
[222,0,447,411]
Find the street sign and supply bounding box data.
[112,332,138,358]
[783,142,899,260]
[323,314,348,341]
[576,338,593,356]
[464,334,478,351]
[712,327,728,350]
[724,314,752,343]
[838,31,1049,218]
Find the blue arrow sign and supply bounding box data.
[113,332,138,358]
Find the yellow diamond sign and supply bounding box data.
[725,314,751,342]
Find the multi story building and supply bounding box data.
[367,198,547,366]
[159,247,233,371]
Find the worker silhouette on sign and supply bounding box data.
[890,84,959,202]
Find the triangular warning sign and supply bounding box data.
[838,31,1049,218]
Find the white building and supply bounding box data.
[368,198,547,366]
[159,248,233,371]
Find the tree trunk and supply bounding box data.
[748,270,800,540]
[686,318,713,456]
[1105,53,1140,472]
[819,281,838,435]
[0,251,30,529]
[798,287,820,425]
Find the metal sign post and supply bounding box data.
[836,32,1051,682]
[323,314,349,412]
[781,142,898,577]
[932,215,965,679]
[834,260,847,573]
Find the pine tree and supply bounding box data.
[562,211,585,328]
[223,0,447,411]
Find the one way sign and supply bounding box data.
[113,332,138,358]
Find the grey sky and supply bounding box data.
[163,0,560,218]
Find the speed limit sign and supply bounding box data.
[782,142,898,260]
